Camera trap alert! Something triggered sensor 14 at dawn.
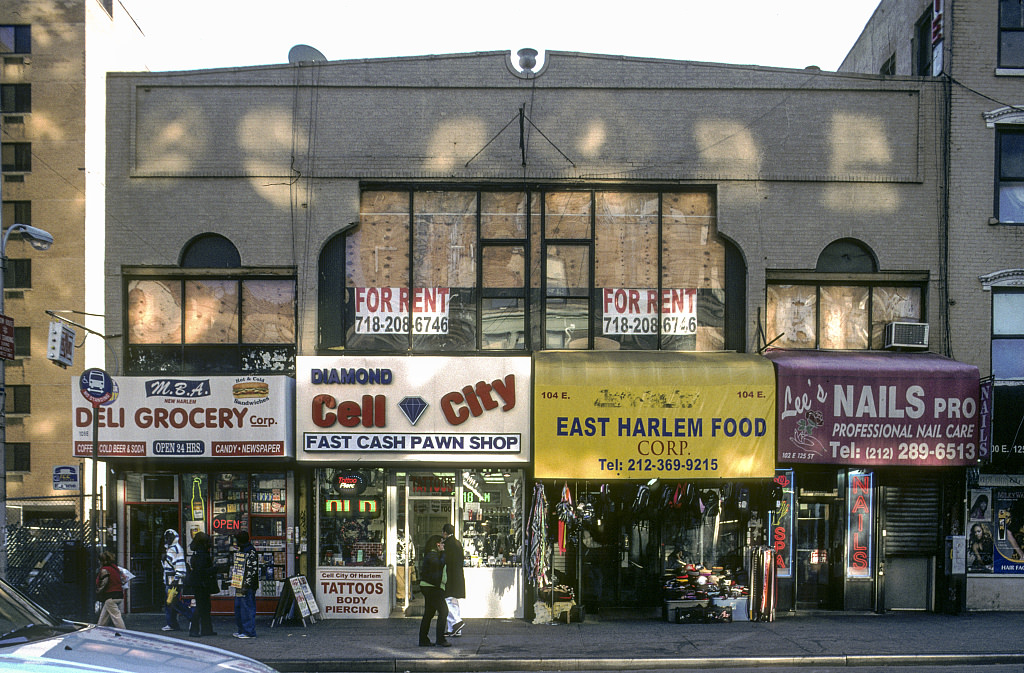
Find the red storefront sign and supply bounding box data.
[767,350,980,467]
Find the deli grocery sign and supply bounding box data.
[767,350,980,467]
[71,375,294,459]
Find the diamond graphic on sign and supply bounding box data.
[398,396,428,425]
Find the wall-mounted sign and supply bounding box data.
[769,350,980,468]
[534,351,775,480]
[53,465,79,491]
[847,470,874,579]
[772,470,794,578]
[47,321,75,368]
[296,356,530,464]
[71,375,294,459]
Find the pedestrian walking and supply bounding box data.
[188,531,217,637]
[418,535,451,647]
[161,529,192,631]
[94,551,125,628]
[441,523,466,637]
[232,531,259,639]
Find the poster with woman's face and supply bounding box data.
[968,522,994,573]
[969,489,991,522]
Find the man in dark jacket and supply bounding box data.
[232,531,259,639]
[441,523,466,637]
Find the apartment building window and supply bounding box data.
[5,443,29,472]
[1,143,30,172]
[915,9,934,75]
[3,259,30,289]
[13,326,29,357]
[765,239,926,350]
[125,273,297,375]
[0,84,29,114]
[1001,0,1024,68]
[0,26,30,54]
[1,200,30,225]
[997,128,1024,223]
[993,288,1024,379]
[879,53,896,76]
[4,384,30,414]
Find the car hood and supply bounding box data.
[1,624,275,673]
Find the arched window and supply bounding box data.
[317,232,347,350]
[816,238,877,273]
[180,234,241,268]
[767,239,925,350]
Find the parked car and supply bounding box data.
[0,577,276,673]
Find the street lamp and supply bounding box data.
[0,223,54,579]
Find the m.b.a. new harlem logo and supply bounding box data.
[306,366,518,450]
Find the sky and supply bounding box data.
[127,0,883,73]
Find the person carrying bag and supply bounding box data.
[95,551,125,628]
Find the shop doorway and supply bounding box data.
[398,473,455,611]
[795,499,842,609]
[127,504,180,613]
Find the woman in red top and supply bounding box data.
[95,551,125,628]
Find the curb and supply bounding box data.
[270,652,1024,672]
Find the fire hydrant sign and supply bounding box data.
[316,567,388,618]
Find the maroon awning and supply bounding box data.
[765,349,980,467]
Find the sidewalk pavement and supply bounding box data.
[123,610,1024,672]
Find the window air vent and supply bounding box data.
[3,175,25,183]
[2,116,24,125]
[883,322,929,350]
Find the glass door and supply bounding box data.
[399,472,456,611]
[796,501,830,609]
[127,503,180,612]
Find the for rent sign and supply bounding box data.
[70,375,294,459]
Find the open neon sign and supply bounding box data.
[324,498,381,519]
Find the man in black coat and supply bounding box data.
[441,523,466,637]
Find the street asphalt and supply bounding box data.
[123,609,1024,672]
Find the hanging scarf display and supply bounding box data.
[555,482,574,553]
[527,483,550,588]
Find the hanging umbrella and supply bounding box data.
[527,482,549,588]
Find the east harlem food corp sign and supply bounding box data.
[296,356,531,464]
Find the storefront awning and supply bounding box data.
[533,351,776,480]
[764,349,980,468]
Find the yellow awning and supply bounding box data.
[534,351,775,480]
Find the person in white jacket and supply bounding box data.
[161,529,191,631]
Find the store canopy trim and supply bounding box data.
[765,349,980,468]
[533,351,776,480]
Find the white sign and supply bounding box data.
[53,465,79,491]
[70,375,294,459]
[601,288,697,336]
[296,356,531,463]
[353,287,449,334]
[316,567,388,619]
[47,322,76,368]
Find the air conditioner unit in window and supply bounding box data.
[884,322,929,349]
